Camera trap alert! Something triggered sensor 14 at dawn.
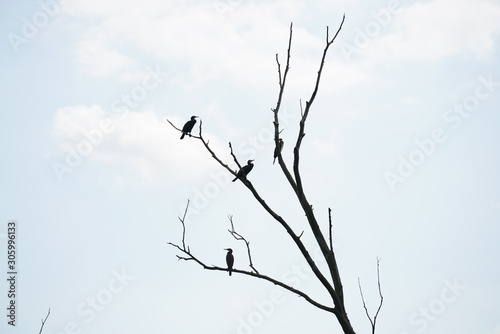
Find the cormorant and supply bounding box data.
[232,160,254,182]
[273,138,284,164]
[180,116,198,139]
[225,248,234,276]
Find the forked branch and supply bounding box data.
[168,17,376,334]
[168,109,339,305]
[168,203,334,313]
[228,215,259,274]
[358,258,383,334]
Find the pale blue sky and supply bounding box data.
[1,0,499,334]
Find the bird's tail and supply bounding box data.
[232,177,237,182]
[180,133,185,140]
[273,157,277,164]
[229,270,232,276]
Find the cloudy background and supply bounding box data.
[1,0,499,333]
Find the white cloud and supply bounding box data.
[52,104,107,146]
[75,38,136,77]
[58,0,364,91]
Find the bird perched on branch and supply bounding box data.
[180,116,198,139]
[232,160,254,182]
[225,248,234,276]
[273,138,284,164]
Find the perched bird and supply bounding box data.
[273,138,284,164]
[225,248,234,276]
[232,160,254,182]
[180,116,198,139]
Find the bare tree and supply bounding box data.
[168,17,382,334]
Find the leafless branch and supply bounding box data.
[170,93,339,303]
[358,258,383,334]
[38,308,50,334]
[169,230,335,313]
[178,200,191,250]
[278,16,347,309]
[167,88,335,301]
[294,15,345,188]
[275,54,282,87]
[227,215,259,274]
[268,18,351,330]
[328,207,334,252]
[272,23,298,189]
[228,142,242,171]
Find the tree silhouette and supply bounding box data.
[168,17,383,334]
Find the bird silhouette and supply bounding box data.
[225,248,234,276]
[273,138,284,164]
[180,116,198,139]
[232,160,254,182]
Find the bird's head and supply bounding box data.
[191,115,199,120]
[224,248,233,253]
[247,159,254,164]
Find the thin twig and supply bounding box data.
[39,308,50,334]
[358,258,383,334]
[228,142,242,170]
[294,15,345,192]
[374,258,384,327]
[328,208,334,252]
[178,199,190,250]
[272,22,298,190]
[227,215,259,274]
[275,54,282,87]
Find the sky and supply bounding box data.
[0,0,499,333]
